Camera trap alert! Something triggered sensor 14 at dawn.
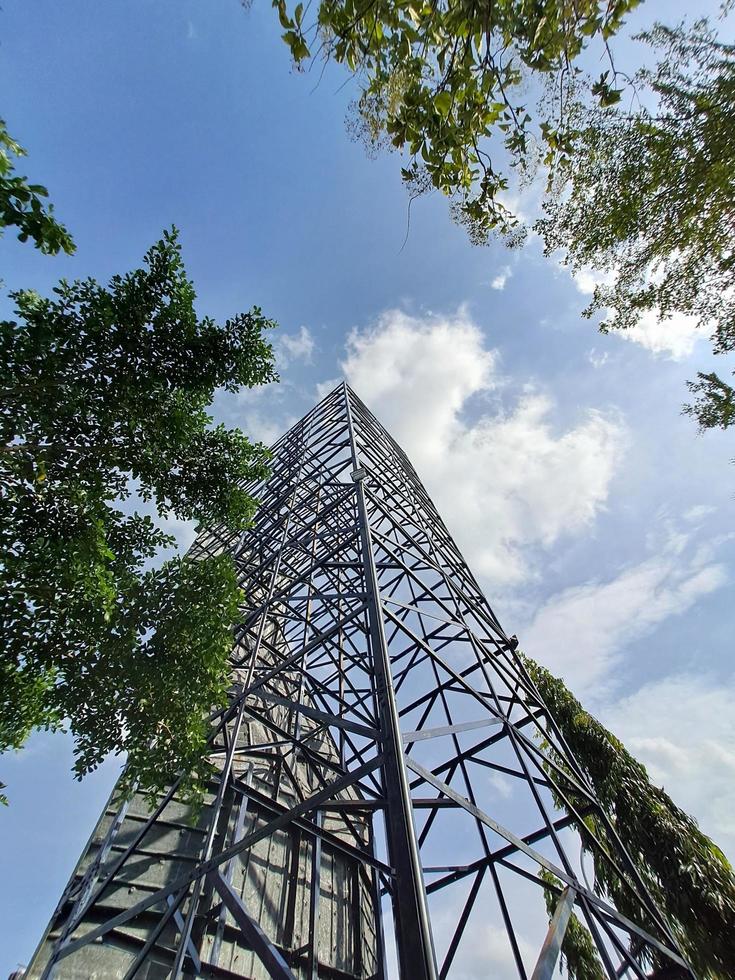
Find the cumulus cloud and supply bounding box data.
[572,266,612,297]
[238,410,295,446]
[278,325,315,366]
[570,266,700,360]
[226,380,298,446]
[604,673,735,859]
[497,177,545,226]
[341,309,624,584]
[158,513,197,553]
[621,309,700,360]
[490,266,512,290]
[521,534,728,697]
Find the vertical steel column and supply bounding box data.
[343,384,438,980]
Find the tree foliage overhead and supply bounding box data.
[537,20,735,433]
[524,655,735,980]
[1,230,277,800]
[269,0,735,433]
[273,0,639,242]
[0,118,75,256]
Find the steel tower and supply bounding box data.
[27,383,692,979]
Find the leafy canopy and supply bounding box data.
[269,1,735,433]
[0,118,74,255]
[272,0,639,242]
[1,230,277,801]
[537,21,735,432]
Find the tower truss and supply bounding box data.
[28,383,692,979]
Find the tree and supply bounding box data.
[1,229,277,802]
[536,20,735,433]
[684,372,735,431]
[524,655,735,980]
[271,0,640,241]
[269,3,735,431]
[1,118,75,255]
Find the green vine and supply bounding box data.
[524,655,735,979]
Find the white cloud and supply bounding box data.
[683,504,716,524]
[238,410,296,446]
[341,309,624,584]
[604,673,735,859]
[158,514,197,553]
[278,325,315,366]
[569,267,700,360]
[572,266,611,297]
[430,885,541,980]
[497,177,545,226]
[622,309,700,360]
[487,771,514,800]
[490,266,512,290]
[342,308,494,462]
[520,518,732,859]
[228,380,297,445]
[522,535,728,697]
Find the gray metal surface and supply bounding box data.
[26,383,693,979]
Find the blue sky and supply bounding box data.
[2,1,734,974]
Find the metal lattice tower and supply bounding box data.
[28,383,692,980]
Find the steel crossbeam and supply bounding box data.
[27,383,694,980]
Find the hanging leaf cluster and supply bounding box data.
[0,118,74,255]
[272,0,640,242]
[536,20,735,432]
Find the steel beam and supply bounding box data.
[25,382,694,980]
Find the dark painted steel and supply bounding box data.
[209,871,298,980]
[349,468,438,977]
[26,382,694,980]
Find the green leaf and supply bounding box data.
[433,90,452,116]
[276,0,293,30]
[0,119,75,255]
